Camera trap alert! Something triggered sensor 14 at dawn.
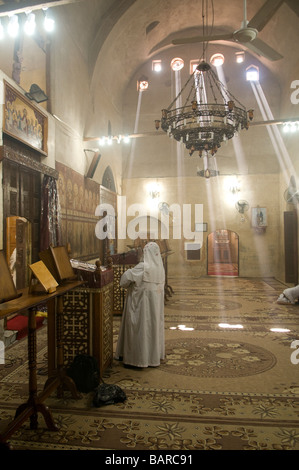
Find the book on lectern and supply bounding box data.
[28,260,59,294]
[39,245,76,283]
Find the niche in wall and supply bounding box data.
[207,229,239,277]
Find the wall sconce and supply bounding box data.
[224,176,241,195]
[97,134,131,146]
[148,182,160,199]
[224,176,241,205]
[25,84,48,103]
[229,180,240,194]
[230,180,241,194]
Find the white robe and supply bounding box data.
[115,243,165,367]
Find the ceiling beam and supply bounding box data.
[0,0,83,17]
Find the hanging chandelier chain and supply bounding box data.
[210,67,246,110]
[183,83,196,110]
[167,72,194,111]
[206,70,219,104]
[155,0,253,160]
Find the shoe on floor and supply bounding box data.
[283,289,296,304]
[277,294,292,305]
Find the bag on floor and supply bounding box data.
[67,354,100,393]
[93,382,126,407]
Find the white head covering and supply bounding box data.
[142,242,165,284]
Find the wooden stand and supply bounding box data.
[0,280,84,444]
[13,307,59,432]
[44,296,81,399]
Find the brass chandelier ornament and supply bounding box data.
[156,60,253,157]
[155,0,253,159]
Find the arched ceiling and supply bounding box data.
[1,0,299,181]
[87,0,299,109]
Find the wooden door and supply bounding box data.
[3,160,41,288]
[284,211,298,284]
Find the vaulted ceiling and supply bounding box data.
[2,0,299,179]
[1,0,299,91]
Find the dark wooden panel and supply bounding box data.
[3,159,41,286]
[284,211,298,284]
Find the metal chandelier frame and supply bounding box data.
[156,61,252,157]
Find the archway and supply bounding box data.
[207,229,239,277]
[102,166,116,192]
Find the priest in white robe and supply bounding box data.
[115,241,165,368]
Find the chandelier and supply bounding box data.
[155,0,253,160]
[156,61,253,157]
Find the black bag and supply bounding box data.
[93,382,127,407]
[67,354,100,393]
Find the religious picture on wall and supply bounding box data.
[3,80,48,155]
[252,207,267,227]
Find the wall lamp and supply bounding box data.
[98,134,131,146]
[0,8,55,40]
[25,84,48,103]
